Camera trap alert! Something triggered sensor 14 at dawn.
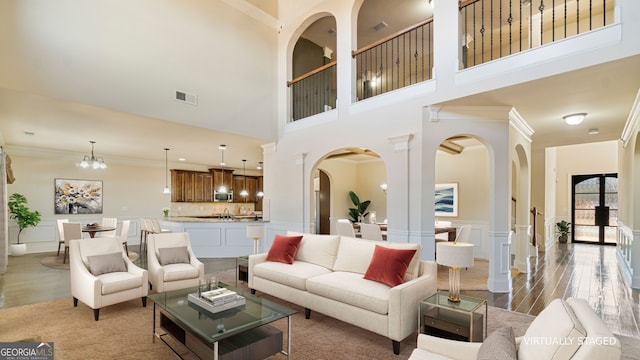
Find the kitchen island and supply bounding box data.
[159,217,266,258]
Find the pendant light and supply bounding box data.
[80,141,107,169]
[256,161,264,197]
[240,159,249,197]
[162,148,171,194]
[218,145,227,193]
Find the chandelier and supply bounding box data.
[80,141,107,169]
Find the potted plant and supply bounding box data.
[348,191,371,223]
[7,193,41,256]
[556,220,571,243]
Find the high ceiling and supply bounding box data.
[0,0,638,170]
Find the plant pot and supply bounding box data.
[558,235,568,243]
[9,243,27,256]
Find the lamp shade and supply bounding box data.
[436,242,474,268]
[246,225,265,239]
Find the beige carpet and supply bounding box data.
[2,296,638,359]
[40,252,139,270]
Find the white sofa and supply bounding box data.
[409,297,622,359]
[249,233,438,355]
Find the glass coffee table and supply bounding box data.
[150,283,296,360]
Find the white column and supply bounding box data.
[514,224,531,273]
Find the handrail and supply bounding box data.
[352,18,433,57]
[287,61,336,87]
[459,0,481,9]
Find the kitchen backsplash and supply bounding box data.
[169,202,257,217]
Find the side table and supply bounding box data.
[419,291,487,342]
[236,256,249,286]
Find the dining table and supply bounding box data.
[81,225,116,238]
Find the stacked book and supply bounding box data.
[188,288,246,314]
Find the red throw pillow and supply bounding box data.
[265,234,304,264]
[363,245,417,287]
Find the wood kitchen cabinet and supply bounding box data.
[233,175,258,203]
[171,169,213,202]
[210,168,234,193]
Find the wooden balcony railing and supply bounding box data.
[460,0,614,67]
[352,19,434,101]
[287,61,337,122]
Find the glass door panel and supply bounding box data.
[571,174,618,245]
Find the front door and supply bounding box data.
[571,173,618,245]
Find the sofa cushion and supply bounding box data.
[363,245,417,287]
[288,232,340,269]
[87,252,127,276]
[266,234,303,264]
[253,261,332,291]
[332,236,421,281]
[162,263,200,282]
[306,271,390,315]
[518,298,586,360]
[158,246,190,265]
[477,326,516,360]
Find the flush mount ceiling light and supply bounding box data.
[563,113,587,125]
[80,141,107,169]
[163,148,171,194]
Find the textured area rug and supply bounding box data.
[40,252,139,270]
[2,282,638,359]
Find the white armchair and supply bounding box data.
[147,232,204,292]
[409,297,621,360]
[70,236,148,321]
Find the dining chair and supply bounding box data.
[435,220,452,242]
[62,222,83,264]
[139,218,151,254]
[56,219,69,256]
[119,220,131,256]
[455,225,471,243]
[360,223,384,241]
[101,217,118,237]
[336,219,356,238]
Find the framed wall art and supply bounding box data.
[54,178,103,215]
[435,183,458,217]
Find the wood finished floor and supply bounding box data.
[1,242,639,337]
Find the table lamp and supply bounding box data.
[436,242,474,302]
[246,225,265,254]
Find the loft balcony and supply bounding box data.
[287,0,616,123]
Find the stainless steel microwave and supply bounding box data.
[213,190,233,202]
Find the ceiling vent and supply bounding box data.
[175,90,198,106]
[373,21,388,31]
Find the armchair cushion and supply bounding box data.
[100,272,145,295]
[363,245,417,287]
[477,326,516,360]
[87,252,127,276]
[266,234,303,264]
[158,246,190,265]
[163,263,201,282]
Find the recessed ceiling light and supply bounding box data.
[588,128,599,135]
[563,113,586,125]
[178,157,186,161]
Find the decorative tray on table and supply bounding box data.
[188,288,246,314]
